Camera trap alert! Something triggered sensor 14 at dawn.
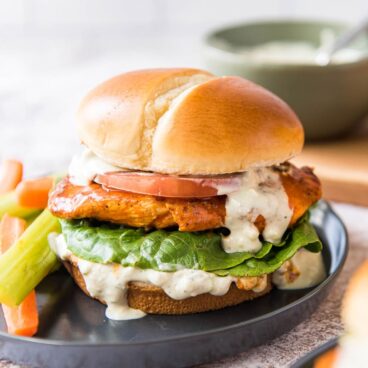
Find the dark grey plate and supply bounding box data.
[0,201,347,368]
[291,338,338,368]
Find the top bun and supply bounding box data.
[342,260,368,338]
[77,68,304,174]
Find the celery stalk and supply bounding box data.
[0,209,60,306]
[0,191,39,220]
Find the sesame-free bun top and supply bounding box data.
[77,68,304,174]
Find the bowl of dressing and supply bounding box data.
[203,20,368,140]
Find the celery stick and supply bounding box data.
[0,209,60,306]
[26,211,43,225]
[0,191,39,220]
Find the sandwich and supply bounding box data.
[47,68,324,320]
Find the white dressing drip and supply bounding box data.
[49,234,240,320]
[272,249,326,289]
[222,168,292,253]
[68,148,122,186]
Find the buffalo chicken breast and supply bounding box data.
[49,163,321,232]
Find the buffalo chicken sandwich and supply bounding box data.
[48,68,324,320]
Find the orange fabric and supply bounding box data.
[314,347,339,368]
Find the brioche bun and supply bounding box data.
[77,68,304,175]
[63,260,272,315]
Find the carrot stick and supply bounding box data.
[0,160,23,195]
[0,214,27,252]
[2,291,38,336]
[0,214,39,336]
[15,176,54,209]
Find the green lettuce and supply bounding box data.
[60,218,322,277]
[215,221,322,277]
[61,220,272,271]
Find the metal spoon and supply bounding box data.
[315,17,368,66]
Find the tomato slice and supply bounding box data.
[96,172,242,198]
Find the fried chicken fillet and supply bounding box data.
[49,163,321,232]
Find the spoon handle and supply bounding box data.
[329,17,368,55]
[316,17,368,65]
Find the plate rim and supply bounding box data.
[0,200,348,347]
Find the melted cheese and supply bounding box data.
[272,249,326,289]
[222,168,292,253]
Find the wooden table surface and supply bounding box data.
[294,121,368,207]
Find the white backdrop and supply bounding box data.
[1,0,368,28]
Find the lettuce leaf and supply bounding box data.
[61,220,272,271]
[60,218,322,277]
[215,221,322,277]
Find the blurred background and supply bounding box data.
[0,0,367,182]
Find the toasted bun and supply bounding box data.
[342,260,368,337]
[77,68,304,174]
[63,260,272,315]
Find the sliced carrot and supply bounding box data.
[15,176,54,209]
[0,160,23,195]
[0,214,39,336]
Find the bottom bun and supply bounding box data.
[63,260,272,315]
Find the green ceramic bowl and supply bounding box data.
[203,20,368,140]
